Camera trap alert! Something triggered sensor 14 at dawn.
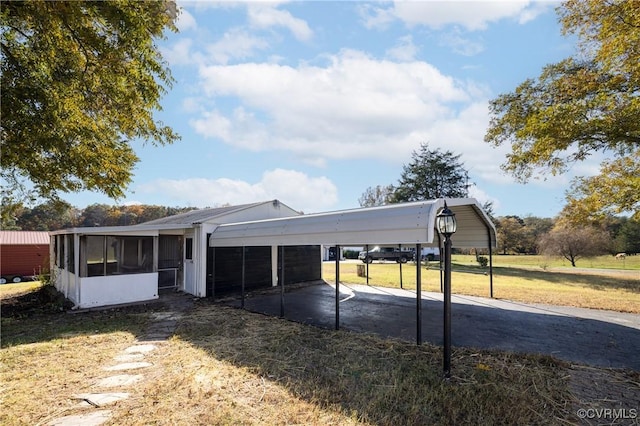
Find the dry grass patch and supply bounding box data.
[103,302,574,425]
[0,281,43,300]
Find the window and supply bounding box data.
[185,238,193,260]
[59,235,66,270]
[68,235,75,274]
[81,235,154,277]
[85,236,106,277]
[53,236,58,267]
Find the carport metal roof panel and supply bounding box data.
[210,198,496,249]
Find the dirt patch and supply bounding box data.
[568,365,640,425]
[1,284,74,318]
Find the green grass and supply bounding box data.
[325,255,640,313]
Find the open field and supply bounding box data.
[3,283,639,425]
[324,256,640,313]
[457,254,640,270]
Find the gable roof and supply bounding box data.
[0,231,50,245]
[142,201,270,225]
[51,200,301,236]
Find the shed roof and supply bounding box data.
[210,199,496,249]
[0,231,50,245]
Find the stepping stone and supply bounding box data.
[151,312,177,320]
[74,392,130,407]
[104,362,152,371]
[114,353,144,362]
[96,374,143,388]
[124,344,156,354]
[47,410,111,426]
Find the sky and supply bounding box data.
[63,0,601,218]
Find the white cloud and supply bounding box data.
[362,1,546,31]
[136,169,338,213]
[193,49,489,168]
[386,35,419,62]
[247,4,313,41]
[176,7,197,31]
[205,28,270,64]
[161,38,195,66]
[439,29,485,56]
[468,186,500,211]
[190,109,233,141]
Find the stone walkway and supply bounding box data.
[46,293,193,426]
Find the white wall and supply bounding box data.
[54,267,79,305]
[77,273,158,308]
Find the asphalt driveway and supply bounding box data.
[225,281,640,370]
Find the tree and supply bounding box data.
[485,1,639,219]
[522,216,554,254]
[495,216,528,255]
[538,226,609,267]
[391,143,469,203]
[78,204,111,227]
[15,200,78,231]
[358,185,395,207]
[0,199,25,230]
[614,218,640,254]
[564,155,640,222]
[1,1,180,203]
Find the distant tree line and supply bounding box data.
[493,214,640,258]
[2,200,196,231]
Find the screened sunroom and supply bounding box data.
[51,225,185,309]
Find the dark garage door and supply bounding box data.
[206,245,321,297]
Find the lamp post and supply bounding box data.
[436,201,457,379]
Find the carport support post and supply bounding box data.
[399,244,403,289]
[416,243,422,345]
[488,228,494,298]
[280,245,285,318]
[241,246,246,309]
[365,244,369,285]
[335,244,340,330]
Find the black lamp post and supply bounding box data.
[436,201,457,378]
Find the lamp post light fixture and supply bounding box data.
[436,201,457,379]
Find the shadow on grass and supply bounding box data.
[452,263,640,292]
[177,298,571,425]
[0,285,152,347]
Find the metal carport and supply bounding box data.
[209,198,497,344]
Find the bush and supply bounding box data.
[477,256,489,268]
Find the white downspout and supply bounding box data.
[74,234,80,305]
[271,245,278,287]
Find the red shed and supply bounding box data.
[0,231,50,283]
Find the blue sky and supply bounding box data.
[64,0,600,218]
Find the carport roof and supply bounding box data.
[210,198,496,249]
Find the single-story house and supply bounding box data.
[51,198,496,309]
[50,200,304,308]
[1,231,51,283]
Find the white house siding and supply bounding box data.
[53,267,78,304]
[76,273,158,308]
